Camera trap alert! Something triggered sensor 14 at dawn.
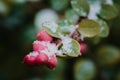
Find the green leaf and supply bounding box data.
[50,0,69,11]
[78,19,101,37]
[71,0,90,16]
[99,4,118,20]
[42,22,61,38]
[97,19,109,37]
[63,39,80,57]
[88,0,104,5]
[96,45,120,66]
[65,9,79,24]
[58,20,77,35]
[56,38,80,58]
[58,19,72,26]
[60,25,77,35]
[74,59,96,80]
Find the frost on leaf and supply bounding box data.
[42,21,61,38]
[61,36,72,54]
[57,35,80,57]
[42,21,58,33]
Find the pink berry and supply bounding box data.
[23,52,38,65]
[33,41,47,52]
[80,42,87,53]
[35,53,48,65]
[46,54,58,69]
[37,29,53,42]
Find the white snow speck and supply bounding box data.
[34,9,59,30]
[61,36,72,54]
[40,41,58,57]
[29,51,39,57]
[88,1,101,20]
[33,40,41,44]
[105,0,113,5]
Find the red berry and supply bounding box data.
[46,54,58,69]
[35,52,48,65]
[23,52,38,65]
[80,42,87,53]
[37,29,53,42]
[33,41,47,52]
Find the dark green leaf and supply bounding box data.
[97,19,109,37]
[74,59,96,80]
[71,0,90,16]
[99,4,118,20]
[65,9,79,24]
[50,0,69,11]
[96,45,120,66]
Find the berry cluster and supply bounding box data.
[23,25,87,69]
[23,29,58,69]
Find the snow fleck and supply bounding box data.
[80,32,85,41]
[105,0,113,5]
[57,49,63,55]
[34,9,58,30]
[71,0,77,4]
[33,40,41,44]
[40,41,58,57]
[28,51,39,57]
[75,8,87,16]
[61,36,72,54]
[88,1,101,20]
[42,21,58,33]
[61,25,78,33]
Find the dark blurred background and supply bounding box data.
[0,0,120,80]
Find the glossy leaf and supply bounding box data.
[63,39,80,57]
[74,59,96,80]
[71,0,90,16]
[42,22,61,38]
[65,9,79,24]
[78,19,101,37]
[60,25,77,35]
[97,19,109,37]
[99,4,118,20]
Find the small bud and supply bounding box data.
[37,29,53,42]
[46,54,58,69]
[80,42,87,53]
[23,52,38,65]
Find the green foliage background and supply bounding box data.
[0,0,119,80]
